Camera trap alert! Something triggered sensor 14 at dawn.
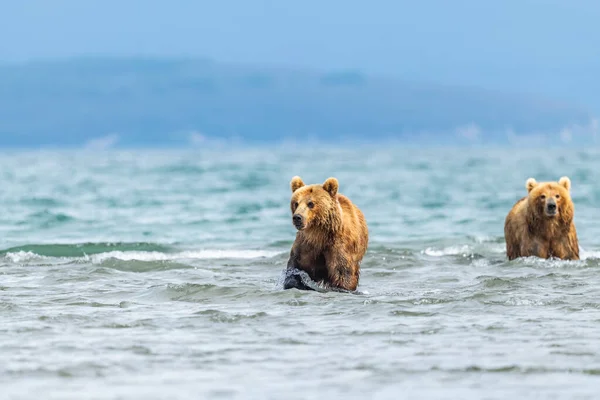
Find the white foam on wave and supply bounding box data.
[520,246,600,262]
[90,249,281,263]
[3,251,48,263]
[577,247,600,261]
[422,243,506,257]
[3,249,282,264]
[471,235,495,243]
[422,245,472,257]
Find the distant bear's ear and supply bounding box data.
[526,178,538,193]
[559,176,571,191]
[323,177,338,197]
[290,176,305,192]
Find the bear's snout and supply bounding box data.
[546,200,557,216]
[293,214,305,229]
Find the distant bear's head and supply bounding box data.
[526,176,573,222]
[289,176,339,231]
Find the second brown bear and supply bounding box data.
[504,176,579,260]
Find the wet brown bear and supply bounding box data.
[504,176,579,260]
[283,176,369,292]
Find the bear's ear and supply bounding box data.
[558,176,571,191]
[322,177,338,197]
[526,178,538,193]
[290,176,305,193]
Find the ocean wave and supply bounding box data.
[422,245,473,257]
[90,249,280,263]
[3,251,48,263]
[0,242,174,257]
[579,247,600,260]
[1,244,282,264]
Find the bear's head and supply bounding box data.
[289,176,339,231]
[526,176,573,222]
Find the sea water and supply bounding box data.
[2,146,600,399]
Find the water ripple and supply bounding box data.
[2,148,600,398]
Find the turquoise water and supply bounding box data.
[2,147,600,399]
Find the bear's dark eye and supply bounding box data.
[555,194,560,199]
[293,202,298,208]
[307,201,314,209]
[540,195,546,200]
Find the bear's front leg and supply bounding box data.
[550,236,580,260]
[325,251,358,291]
[521,239,548,259]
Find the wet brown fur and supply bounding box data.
[286,176,369,291]
[504,176,579,260]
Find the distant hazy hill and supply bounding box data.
[0,57,596,147]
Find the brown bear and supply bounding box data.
[504,176,579,260]
[283,176,369,292]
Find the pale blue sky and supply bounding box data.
[1,1,598,70]
[1,0,599,106]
